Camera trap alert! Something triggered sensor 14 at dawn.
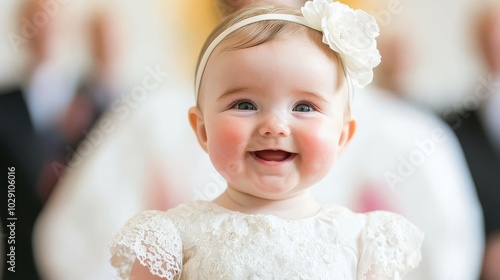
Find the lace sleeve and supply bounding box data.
[357,211,424,280]
[109,210,183,279]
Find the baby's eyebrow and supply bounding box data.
[217,87,250,101]
[293,90,329,103]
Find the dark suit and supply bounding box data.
[0,87,43,279]
[446,109,500,236]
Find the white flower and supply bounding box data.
[302,0,381,88]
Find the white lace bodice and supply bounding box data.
[109,201,423,279]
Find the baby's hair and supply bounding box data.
[215,0,248,17]
[215,0,308,18]
[196,5,351,119]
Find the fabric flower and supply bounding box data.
[302,0,381,88]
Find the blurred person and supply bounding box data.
[377,0,480,112]
[374,33,411,95]
[0,0,74,278]
[35,7,123,203]
[37,9,128,200]
[1,0,110,278]
[444,4,500,280]
[0,0,102,204]
[79,10,125,110]
[32,1,199,278]
[33,83,198,280]
[0,88,43,279]
[218,0,484,279]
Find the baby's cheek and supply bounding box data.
[209,120,247,149]
[298,125,338,174]
[207,120,248,175]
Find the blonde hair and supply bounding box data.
[215,0,308,18]
[196,5,351,119]
[215,0,249,17]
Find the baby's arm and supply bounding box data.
[130,260,166,280]
[109,210,183,279]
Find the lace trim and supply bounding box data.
[109,202,423,279]
[109,210,183,279]
[358,211,424,280]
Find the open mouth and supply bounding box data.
[252,150,296,162]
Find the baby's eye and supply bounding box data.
[234,101,256,110]
[293,103,313,112]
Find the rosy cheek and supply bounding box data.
[297,123,338,173]
[209,119,246,149]
[207,118,249,174]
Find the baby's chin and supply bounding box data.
[230,181,311,201]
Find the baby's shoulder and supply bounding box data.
[108,201,210,279]
[320,205,423,278]
[321,205,423,237]
[340,208,424,279]
[359,210,424,240]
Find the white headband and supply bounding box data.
[195,0,381,100]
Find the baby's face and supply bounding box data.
[193,35,354,200]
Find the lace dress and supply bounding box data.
[109,201,423,279]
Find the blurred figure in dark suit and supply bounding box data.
[0,0,66,277]
[0,0,104,278]
[444,4,500,280]
[36,9,123,202]
[0,86,43,279]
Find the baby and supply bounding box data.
[109,1,423,279]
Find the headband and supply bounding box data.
[195,0,381,100]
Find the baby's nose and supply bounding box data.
[258,113,290,137]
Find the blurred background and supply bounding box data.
[0,0,499,279]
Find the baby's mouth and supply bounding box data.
[253,150,294,162]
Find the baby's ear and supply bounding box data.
[336,118,356,158]
[188,106,208,153]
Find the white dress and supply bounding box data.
[109,201,423,279]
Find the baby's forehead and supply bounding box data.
[197,17,350,104]
[201,37,348,97]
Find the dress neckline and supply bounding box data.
[198,200,328,222]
